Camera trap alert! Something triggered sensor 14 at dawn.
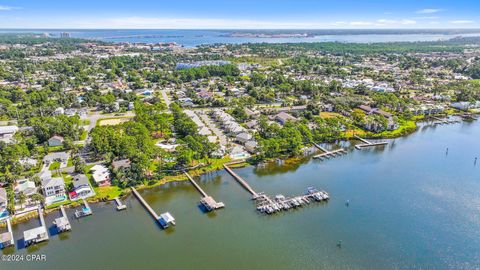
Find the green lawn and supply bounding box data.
[49,162,61,171]
[48,145,64,152]
[371,119,418,138]
[93,186,123,200]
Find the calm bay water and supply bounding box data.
[2,29,480,46]
[2,120,480,270]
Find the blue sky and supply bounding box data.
[0,0,478,29]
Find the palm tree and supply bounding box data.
[18,193,27,210]
[31,193,45,205]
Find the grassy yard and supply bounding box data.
[93,186,124,200]
[49,161,61,171]
[46,199,74,210]
[48,145,64,152]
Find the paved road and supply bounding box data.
[198,111,227,146]
[160,90,171,108]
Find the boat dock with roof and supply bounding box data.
[184,171,224,211]
[54,205,71,233]
[131,187,175,229]
[23,207,49,247]
[0,218,14,249]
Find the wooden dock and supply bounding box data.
[354,135,388,149]
[54,205,71,233]
[131,187,160,220]
[256,187,330,215]
[223,164,258,198]
[459,113,478,120]
[38,207,48,236]
[114,197,127,211]
[312,142,347,159]
[75,199,92,218]
[184,172,224,211]
[23,207,49,246]
[431,116,461,125]
[131,187,176,228]
[0,218,14,248]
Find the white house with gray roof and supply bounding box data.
[41,177,66,205]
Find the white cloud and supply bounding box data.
[349,21,374,26]
[0,5,20,11]
[450,20,475,24]
[416,9,443,14]
[415,16,439,20]
[376,19,416,26]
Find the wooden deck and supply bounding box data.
[312,142,347,160]
[54,205,71,233]
[354,135,388,149]
[114,197,127,211]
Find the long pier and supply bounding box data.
[312,142,347,160]
[184,172,224,211]
[354,135,388,149]
[131,187,160,220]
[223,164,258,198]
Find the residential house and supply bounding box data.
[236,132,253,144]
[359,105,398,131]
[69,174,94,200]
[41,177,66,205]
[0,126,18,144]
[111,159,131,171]
[245,140,258,153]
[274,112,298,125]
[14,179,37,197]
[90,165,111,187]
[19,158,38,169]
[43,151,69,165]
